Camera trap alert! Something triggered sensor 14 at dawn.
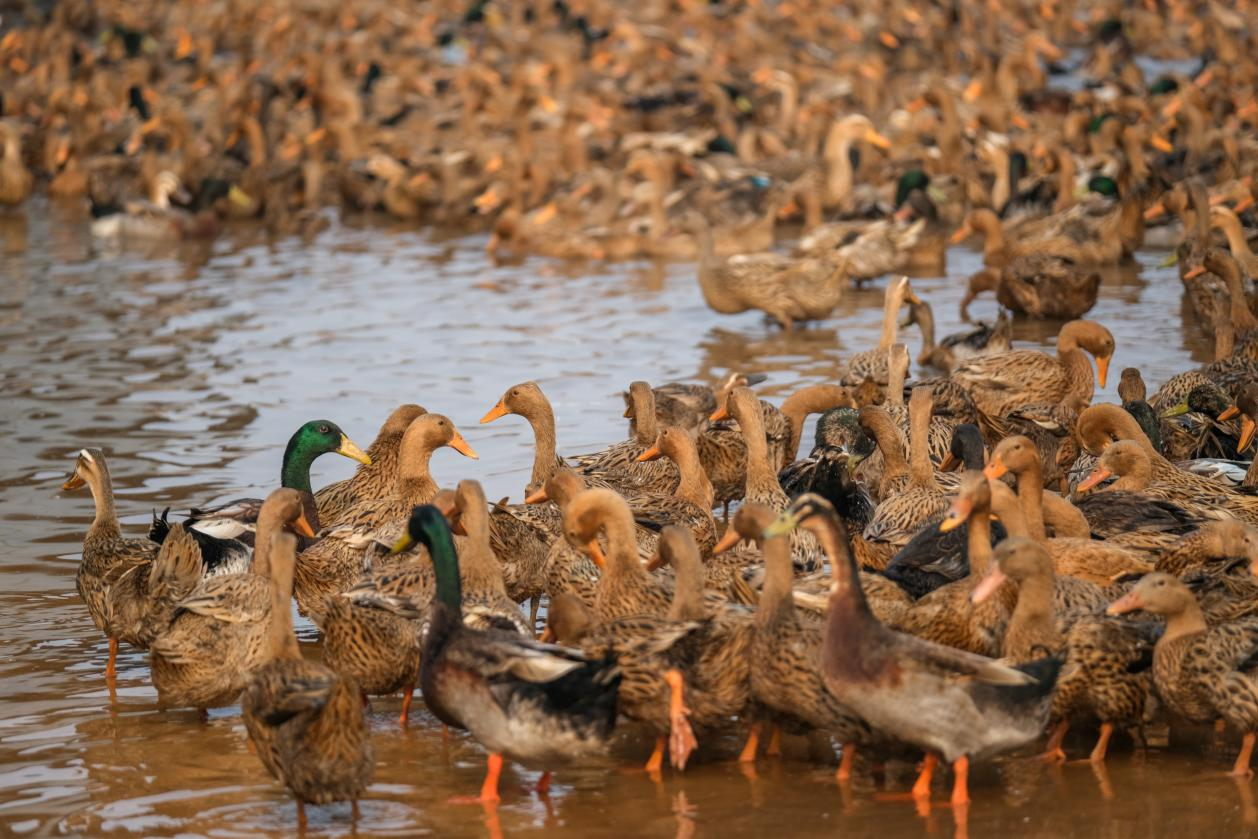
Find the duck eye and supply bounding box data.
[318,424,330,434]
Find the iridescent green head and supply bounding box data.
[280,420,371,494]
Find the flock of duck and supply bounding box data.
[20,0,1258,830]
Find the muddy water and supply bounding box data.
[0,199,1246,837]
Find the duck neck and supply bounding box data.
[914,307,936,366]
[780,387,844,463]
[397,441,439,507]
[670,440,714,511]
[817,518,874,620]
[869,414,909,482]
[458,502,507,595]
[1221,261,1258,334]
[1160,601,1207,646]
[524,400,560,489]
[980,217,1007,264]
[86,468,121,541]
[667,545,707,622]
[250,505,291,579]
[878,287,903,350]
[736,401,779,495]
[1013,465,1047,543]
[264,547,301,661]
[756,533,796,629]
[429,524,464,616]
[1217,214,1257,266]
[1056,340,1095,404]
[280,434,323,496]
[694,221,740,314]
[966,496,993,575]
[602,506,647,585]
[629,389,659,446]
[823,134,855,207]
[1053,152,1076,213]
[908,400,937,490]
[1008,574,1057,651]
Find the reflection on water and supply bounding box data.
[0,199,1228,836]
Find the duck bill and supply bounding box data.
[636,445,663,463]
[584,540,607,569]
[1076,467,1113,492]
[480,399,509,424]
[939,451,961,472]
[539,626,557,643]
[337,436,372,466]
[970,565,1008,605]
[763,510,799,539]
[1149,135,1174,154]
[712,528,742,555]
[292,511,316,538]
[1241,416,1257,452]
[1218,405,1241,422]
[982,457,1008,480]
[448,431,479,460]
[709,405,730,422]
[524,487,548,504]
[61,472,86,491]
[1183,265,1206,280]
[938,495,972,533]
[1160,401,1191,418]
[902,287,922,306]
[388,533,414,555]
[1142,200,1166,221]
[1095,356,1109,390]
[864,128,892,150]
[1106,590,1144,616]
[949,222,972,245]
[645,553,665,572]
[1158,250,1179,268]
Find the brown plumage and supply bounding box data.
[1108,573,1258,776]
[242,532,374,811]
[315,404,427,525]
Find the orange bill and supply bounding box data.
[949,223,972,245]
[1183,265,1206,280]
[970,565,1008,604]
[584,540,606,569]
[1218,405,1241,422]
[480,399,509,424]
[1143,200,1166,220]
[939,451,961,472]
[1076,467,1112,492]
[539,626,556,643]
[712,529,742,554]
[982,456,1008,480]
[637,446,662,462]
[1096,355,1110,390]
[1106,590,1143,616]
[524,487,549,504]
[61,472,86,491]
[938,494,972,533]
[1241,416,1257,453]
[448,431,479,460]
[710,405,730,422]
[292,511,316,538]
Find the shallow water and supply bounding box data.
[0,199,1242,837]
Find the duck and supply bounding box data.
[707,384,813,497]
[480,380,584,497]
[959,253,1102,321]
[633,426,718,552]
[1077,404,1258,526]
[540,590,701,773]
[642,372,767,437]
[724,504,872,774]
[149,489,315,715]
[294,413,478,616]
[1154,521,1258,579]
[839,276,921,386]
[724,386,823,568]
[685,211,848,330]
[894,471,1012,656]
[174,420,372,546]
[974,538,1158,765]
[90,170,218,241]
[1180,247,1258,355]
[777,406,873,500]
[1072,441,1206,541]
[903,299,1011,373]
[1108,573,1258,777]
[315,405,427,526]
[0,121,33,206]
[766,494,1061,806]
[569,381,681,492]
[61,448,209,679]
[861,388,950,550]
[1117,368,1165,454]
[951,319,1114,423]
[241,531,373,825]
[985,436,1153,584]
[401,504,620,801]
[1210,206,1258,278]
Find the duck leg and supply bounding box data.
[911,753,937,800]
[765,724,783,756]
[479,753,505,802]
[529,596,541,633]
[296,801,307,832]
[950,757,970,806]
[106,638,118,680]
[1038,720,1069,763]
[837,743,857,782]
[664,669,698,770]
[1231,732,1256,778]
[535,771,552,795]
[737,721,761,763]
[645,736,667,773]
[1088,722,1114,763]
[399,686,414,728]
